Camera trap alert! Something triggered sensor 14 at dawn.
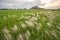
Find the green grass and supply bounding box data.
[0,9,60,40]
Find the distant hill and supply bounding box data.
[30,6,43,9]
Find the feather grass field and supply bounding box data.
[0,9,60,40]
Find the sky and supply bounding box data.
[0,0,60,9]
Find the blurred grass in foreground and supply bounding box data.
[0,9,60,40]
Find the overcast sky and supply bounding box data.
[0,0,60,9]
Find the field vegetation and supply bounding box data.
[0,9,60,40]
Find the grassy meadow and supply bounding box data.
[0,9,60,40]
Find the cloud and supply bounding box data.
[14,0,24,2]
[0,0,60,9]
[0,2,14,9]
[38,0,60,9]
[0,0,37,9]
[1,3,13,7]
[26,0,35,2]
[14,0,35,2]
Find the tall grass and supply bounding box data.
[0,9,60,40]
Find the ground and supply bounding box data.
[0,9,60,40]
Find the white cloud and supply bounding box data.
[1,0,60,9]
[1,3,13,7]
[27,0,35,2]
[14,0,23,2]
[40,0,52,3]
[38,0,60,9]
[14,0,35,2]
